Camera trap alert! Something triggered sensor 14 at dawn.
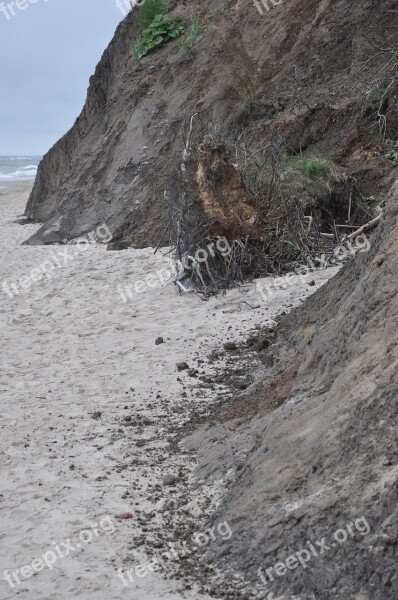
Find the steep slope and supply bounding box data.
[25,0,398,247]
[184,177,398,599]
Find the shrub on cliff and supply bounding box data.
[137,0,168,29]
[134,13,185,60]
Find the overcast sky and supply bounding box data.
[0,0,127,155]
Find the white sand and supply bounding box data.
[0,182,338,600]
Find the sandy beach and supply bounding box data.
[0,182,338,600]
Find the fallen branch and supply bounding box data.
[347,214,383,240]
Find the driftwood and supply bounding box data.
[347,214,383,240]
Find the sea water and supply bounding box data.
[0,155,41,181]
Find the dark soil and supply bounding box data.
[24,0,398,251]
[179,179,398,599]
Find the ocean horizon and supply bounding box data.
[0,155,41,181]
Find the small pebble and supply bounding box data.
[162,473,177,486]
[176,362,189,371]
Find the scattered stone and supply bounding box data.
[208,349,220,361]
[187,368,198,377]
[308,280,316,286]
[232,379,249,390]
[162,473,177,486]
[177,362,189,371]
[246,335,258,347]
[146,537,163,548]
[254,337,270,352]
[117,512,134,520]
[224,342,238,351]
[91,411,102,420]
[123,415,132,422]
[155,337,164,345]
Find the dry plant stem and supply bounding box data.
[348,214,383,240]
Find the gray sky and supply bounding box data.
[0,0,127,155]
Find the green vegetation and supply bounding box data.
[286,153,331,179]
[386,141,398,167]
[361,195,376,204]
[179,14,205,60]
[137,0,168,29]
[386,150,398,167]
[134,0,185,61]
[134,15,184,60]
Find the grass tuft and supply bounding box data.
[286,154,331,179]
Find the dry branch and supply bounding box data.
[347,214,383,240]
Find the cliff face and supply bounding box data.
[24,14,142,242]
[182,176,398,600]
[22,2,398,598]
[24,0,398,246]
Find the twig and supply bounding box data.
[347,214,383,240]
[181,113,198,173]
[348,191,353,224]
